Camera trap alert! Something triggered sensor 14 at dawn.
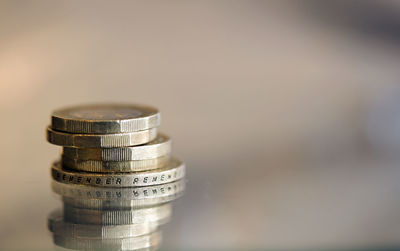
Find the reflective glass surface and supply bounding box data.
[1,1,400,250]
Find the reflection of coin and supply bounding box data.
[47,127,157,148]
[63,203,171,225]
[62,194,183,210]
[48,209,157,239]
[52,179,185,208]
[53,231,160,251]
[62,155,170,172]
[51,104,160,134]
[53,180,185,209]
[51,179,185,200]
[62,133,171,161]
[51,158,185,187]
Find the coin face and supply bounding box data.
[54,104,151,121]
[51,104,160,134]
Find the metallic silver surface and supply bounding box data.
[51,103,160,134]
[48,209,157,239]
[62,133,171,161]
[51,179,185,200]
[45,103,186,251]
[62,194,183,210]
[51,158,185,187]
[46,127,157,147]
[53,231,160,251]
[63,203,171,225]
[61,155,170,173]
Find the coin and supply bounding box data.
[63,203,171,225]
[53,231,160,251]
[60,182,184,210]
[62,193,183,210]
[48,209,157,239]
[62,156,170,173]
[51,158,185,187]
[62,133,171,161]
[47,127,157,148]
[51,104,160,134]
[51,179,185,201]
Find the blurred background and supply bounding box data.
[1,0,400,250]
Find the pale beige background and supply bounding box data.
[1,1,400,249]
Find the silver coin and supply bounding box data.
[61,155,170,173]
[47,127,157,148]
[51,103,160,134]
[48,209,158,239]
[62,133,171,161]
[51,158,185,187]
[53,231,160,251]
[61,193,183,210]
[53,180,185,209]
[51,179,185,201]
[63,203,171,225]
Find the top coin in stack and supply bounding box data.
[51,103,160,134]
[47,104,160,147]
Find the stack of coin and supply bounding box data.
[46,104,185,187]
[46,104,186,251]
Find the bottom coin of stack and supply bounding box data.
[48,180,185,251]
